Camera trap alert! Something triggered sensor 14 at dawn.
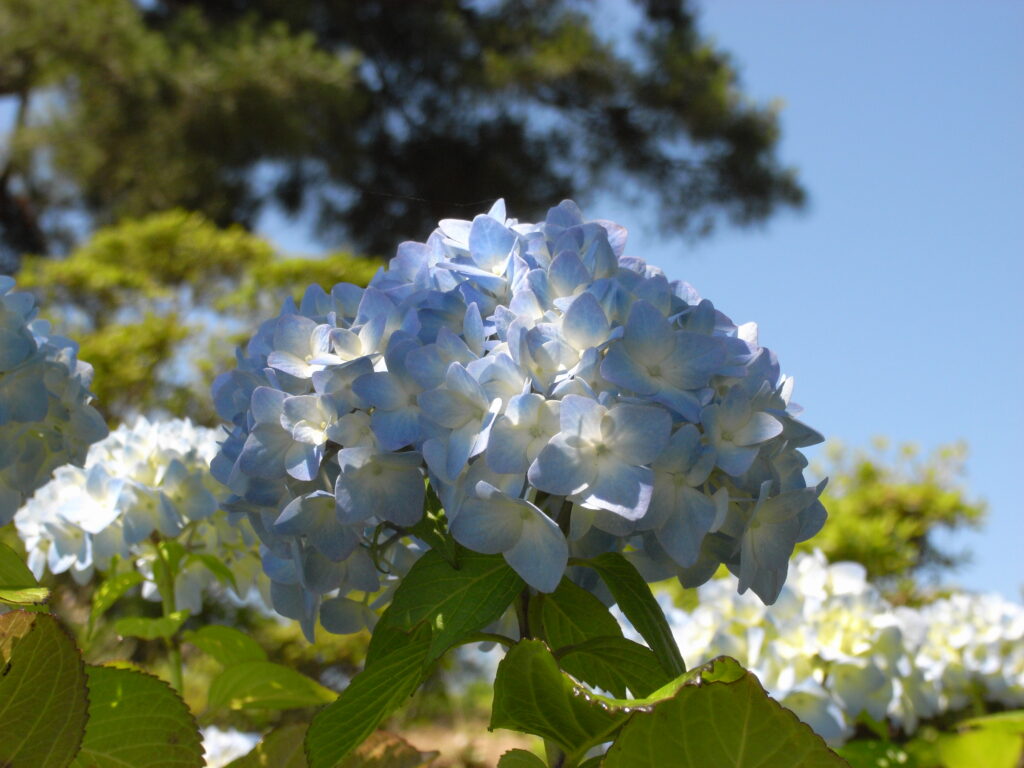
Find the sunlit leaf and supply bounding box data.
[0,542,49,605]
[207,661,336,711]
[183,624,267,667]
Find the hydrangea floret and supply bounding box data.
[0,275,108,523]
[212,200,827,638]
[15,417,266,612]
[658,550,1024,745]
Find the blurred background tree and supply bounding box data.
[801,440,986,604]
[0,0,804,270]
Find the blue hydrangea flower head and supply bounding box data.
[212,200,826,637]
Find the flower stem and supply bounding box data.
[155,544,184,693]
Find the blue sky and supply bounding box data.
[616,0,1024,598]
[265,1,1024,597]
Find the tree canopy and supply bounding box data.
[0,0,804,269]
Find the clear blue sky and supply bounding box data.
[264,1,1024,598]
[612,0,1023,598]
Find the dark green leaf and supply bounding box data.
[0,542,49,605]
[490,639,627,756]
[496,749,547,768]
[71,665,204,768]
[0,611,89,768]
[367,548,522,664]
[555,636,672,698]
[306,625,432,768]
[183,624,267,667]
[575,552,686,677]
[114,610,189,640]
[603,658,846,768]
[530,576,622,649]
[88,571,144,632]
[207,661,337,711]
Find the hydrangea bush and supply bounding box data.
[662,551,1024,745]
[15,417,266,612]
[212,199,827,640]
[0,275,107,523]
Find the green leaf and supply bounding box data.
[574,552,686,678]
[366,548,523,664]
[306,625,433,768]
[183,624,267,667]
[837,740,918,768]
[490,639,628,756]
[0,542,49,605]
[339,731,438,768]
[530,577,623,649]
[958,709,1024,734]
[935,728,1023,768]
[555,636,672,698]
[603,658,846,768]
[497,749,547,768]
[226,723,309,768]
[0,611,89,768]
[114,610,190,640]
[207,661,337,711]
[189,553,239,591]
[88,571,144,632]
[71,665,204,768]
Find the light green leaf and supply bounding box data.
[306,625,432,768]
[71,665,204,768]
[496,749,547,768]
[0,611,89,768]
[574,552,686,678]
[183,624,267,667]
[226,723,308,768]
[935,728,1022,768]
[114,610,189,640]
[0,542,49,605]
[189,553,239,591]
[366,548,522,664]
[958,709,1024,734]
[490,639,628,756]
[603,658,846,768]
[88,571,144,632]
[207,661,337,711]
[555,636,672,698]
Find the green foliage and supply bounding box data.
[366,548,524,664]
[0,0,802,264]
[114,610,191,640]
[17,209,376,421]
[183,624,268,667]
[497,750,548,768]
[0,541,49,605]
[573,552,687,678]
[70,666,205,768]
[306,625,433,768]
[0,612,89,768]
[602,657,845,768]
[803,440,986,599]
[206,660,338,711]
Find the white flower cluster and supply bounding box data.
[0,276,107,523]
[201,727,259,768]
[212,200,825,639]
[661,551,1024,745]
[15,417,266,612]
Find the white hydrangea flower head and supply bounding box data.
[15,417,266,610]
[212,200,827,638]
[0,276,108,522]
[651,550,1024,745]
[200,727,259,768]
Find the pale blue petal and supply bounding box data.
[558,394,603,440]
[504,509,567,592]
[600,343,658,395]
[603,404,671,465]
[451,492,524,554]
[716,443,759,477]
[284,441,322,481]
[352,372,406,411]
[320,597,377,634]
[469,214,517,272]
[250,386,285,424]
[578,460,653,521]
[370,406,421,450]
[528,433,592,496]
[561,292,609,351]
[732,412,784,446]
[419,389,473,429]
[624,301,674,363]
[238,424,291,478]
[656,486,716,568]
[485,416,533,474]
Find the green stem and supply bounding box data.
[155,545,184,693]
